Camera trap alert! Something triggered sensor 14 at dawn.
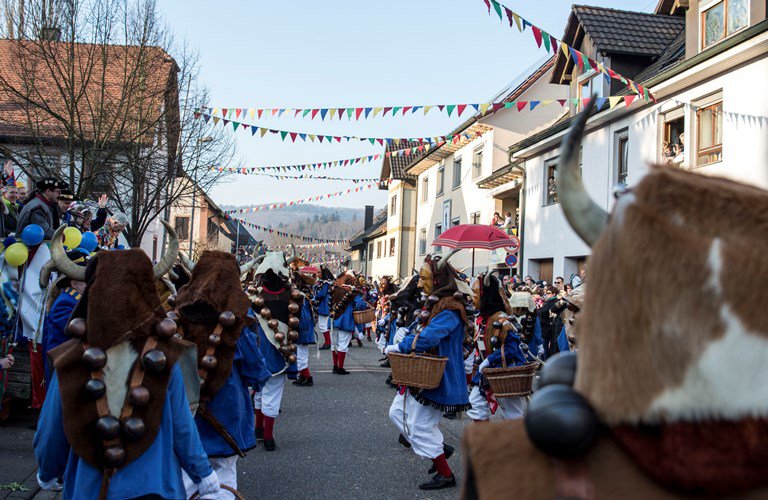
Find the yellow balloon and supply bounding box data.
[63,227,83,249]
[5,242,29,267]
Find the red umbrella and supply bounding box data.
[432,224,519,250]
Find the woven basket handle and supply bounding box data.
[499,323,507,369]
[410,327,422,353]
[189,485,245,500]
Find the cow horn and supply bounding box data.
[557,96,608,247]
[39,259,56,289]
[178,252,196,272]
[434,248,459,273]
[287,244,296,261]
[153,220,179,278]
[50,225,86,282]
[484,271,492,287]
[240,254,264,275]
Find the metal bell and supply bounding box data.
[426,295,440,308]
[287,354,297,364]
[155,318,177,339]
[142,349,167,374]
[165,311,180,322]
[252,296,265,308]
[83,378,106,399]
[95,415,120,440]
[492,321,503,330]
[67,318,87,339]
[288,302,300,314]
[259,308,271,319]
[201,355,218,370]
[420,310,430,323]
[291,289,303,301]
[166,294,177,308]
[453,291,465,302]
[288,317,300,328]
[128,386,150,407]
[289,343,297,353]
[82,347,107,371]
[103,446,126,467]
[280,345,292,355]
[490,335,501,350]
[208,333,221,346]
[274,331,286,342]
[122,417,146,441]
[287,330,299,341]
[219,311,236,327]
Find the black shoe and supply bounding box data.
[428,444,455,474]
[378,356,388,362]
[292,376,306,386]
[398,434,411,449]
[443,411,457,420]
[332,366,339,374]
[386,375,395,388]
[336,368,350,375]
[380,359,391,368]
[419,474,456,490]
[255,428,264,442]
[356,339,363,347]
[319,344,331,350]
[263,439,276,451]
[299,376,313,386]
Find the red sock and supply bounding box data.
[323,331,331,345]
[431,453,452,478]
[263,415,275,441]
[337,351,346,369]
[300,368,311,378]
[332,350,338,367]
[255,408,264,429]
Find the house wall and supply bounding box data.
[513,47,768,281]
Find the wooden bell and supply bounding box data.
[66,318,87,339]
[95,415,120,440]
[104,446,126,468]
[122,417,146,441]
[83,378,106,399]
[155,318,177,339]
[142,350,167,374]
[82,347,107,370]
[128,386,150,407]
[219,311,236,327]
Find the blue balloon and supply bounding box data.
[21,224,44,246]
[3,236,16,248]
[79,231,98,253]
[116,244,126,250]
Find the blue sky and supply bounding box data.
[158,0,655,209]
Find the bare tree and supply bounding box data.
[0,0,236,246]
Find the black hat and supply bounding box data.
[59,188,75,202]
[35,177,67,192]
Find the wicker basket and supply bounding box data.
[190,485,244,500]
[483,362,538,397]
[353,308,376,324]
[388,329,448,389]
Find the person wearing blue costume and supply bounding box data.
[173,250,271,499]
[41,248,90,388]
[35,226,222,499]
[248,248,309,451]
[292,282,317,387]
[328,271,369,375]
[313,266,334,350]
[385,250,473,491]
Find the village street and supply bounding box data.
[0,342,469,500]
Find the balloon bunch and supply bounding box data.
[2,225,100,267]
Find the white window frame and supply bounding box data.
[421,176,429,204]
[614,128,629,187]
[419,227,427,255]
[436,165,445,197]
[543,157,560,207]
[472,147,483,180]
[452,157,462,189]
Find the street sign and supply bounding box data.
[505,253,518,267]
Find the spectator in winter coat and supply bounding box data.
[536,286,567,358]
[17,177,66,239]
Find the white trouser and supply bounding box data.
[331,329,353,353]
[253,374,286,418]
[466,385,491,421]
[393,326,408,345]
[355,330,364,340]
[388,392,444,459]
[183,457,236,500]
[315,315,329,335]
[296,344,309,371]
[498,396,527,420]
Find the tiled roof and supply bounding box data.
[633,29,686,83]
[380,139,424,183]
[346,209,387,249]
[571,5,685,56]
[0,39,177,143]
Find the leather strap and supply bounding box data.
[552,458,595,500]
[197,405,245,458]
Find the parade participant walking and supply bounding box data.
[293,266,320,387]
[174,250,270,498]
[313,266,334,350]
[248,247,312,450]
[329,271,368,375]
[385,250,473,490]
[35,224,222,499]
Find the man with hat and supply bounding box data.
[17,177,66,239]
[57,189,74,221]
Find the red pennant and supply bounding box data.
[294,109,301,118]
[492,103,505,112]
[457,104,467,116]
[355,108,364,120]
[222,109,229,117]
[290,132,297,142]
[557,99,567,107]
[636,84,645,98]
[624,95,636,108]
[404,149,411,156]
[235,109,242,118]
[383,107,393,116]
[532,26,543,48]
[402,106,412,115]
[257,109,264,119]
[516,101,527,111]
[311,109,319,119]
[484,0,491,12]
[334,136,342,143]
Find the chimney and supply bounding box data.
[39,26,61,41]
[364,205,374,230]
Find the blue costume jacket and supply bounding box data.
[472,328,528,386]
[247,311,298,376]
[332,295,368,332]
[314,283,330,316]
[196,326,270,457]
[398,309,470,412]
[297,298,315,345]
[35,365,213,500]
[42,288,81,387]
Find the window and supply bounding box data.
[662,113,685,166]
[421,177,429,203]
[390,194,398,216]
[702,0,749,49]
[452,157,462,189]
[615,129,629,186]
[152,237,158,262]
[368,243,374,261]
[697,101,723,166]
[472,147,483,179]
[436,166,445,196]
[451,217,461,227]
[470,211,481,224]
[544,159,559,206]
[376,241,382,258]
[577,70,605,111]
[434,223,443,252]
[389,237,396,256]
[419,228,427,255]
[175,216,190,240]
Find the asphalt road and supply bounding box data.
[0,339,475,499]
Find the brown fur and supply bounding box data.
[461,420,768,500]
[575,167,768,424]
[174,251,251,401]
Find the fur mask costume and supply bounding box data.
[173,251,253,402]
[387,273,420,327]
[330,271,361,318]
[47,225,198,495]
[416,251,475,338]
[378,275,396,296]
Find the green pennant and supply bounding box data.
[583,57,592,72]
[302,109,311,117]
[542,31,551,53]
[504,102,513,108]
[369,138,376,145]
[232,122,240,130]
[280,131,288,141]
[346,108,354,119]
[491,0,503,20]
[446,104,456,117]
[392,106,402,115]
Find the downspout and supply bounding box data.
[510,161,527,278]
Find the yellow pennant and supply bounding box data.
[542,100,554,106]
[609,96,623,109]
[212,116,220,125]
[479,103,491,114]
[309,134,317,142]
[560,42,570,58]
[513,13,522,32]
[248,108,255,119]
[424,105,433,114]
[259,128,268,138]
[373,107,383,118]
